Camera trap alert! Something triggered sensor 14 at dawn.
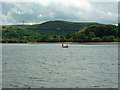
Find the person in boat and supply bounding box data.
[62,43,63,46]
[62,43,68,48]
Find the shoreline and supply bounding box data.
[0,42,119,45]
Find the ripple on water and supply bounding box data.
[2,44,118,88]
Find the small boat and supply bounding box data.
[62,43,68,48]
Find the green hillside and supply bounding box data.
[26,20,101,34]
[1,20,119,43]
[33,20,101,31]
[2,20,101,35]
[77,25,119,42]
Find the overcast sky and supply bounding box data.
[1,0,118,25]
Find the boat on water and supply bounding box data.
[62,43,68,48]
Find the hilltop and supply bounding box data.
[2,20,101,35]
[31,20,101,31]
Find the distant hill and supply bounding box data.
[18,20,101,35]
[26,20,101,31]
[1,20,119,43]
[2,20,101,35]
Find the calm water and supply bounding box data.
[2,44,118,88]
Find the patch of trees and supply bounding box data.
[1,24,119,43]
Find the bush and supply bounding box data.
[102,36,115,42]
[115,38,120,42]
[92,37,102,42]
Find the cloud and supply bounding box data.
[1,0,119,2]
[1,1,118,25]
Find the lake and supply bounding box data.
[2,44,118,88]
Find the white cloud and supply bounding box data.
[38,14,43,18]
[1,0,119,2]
[107,12,112,16]
[1,1,118,25]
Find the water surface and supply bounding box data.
[2,44,118,88]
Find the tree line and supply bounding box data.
[1,24,119,43]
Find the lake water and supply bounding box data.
[2,44,118,88]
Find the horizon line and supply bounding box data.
[0,20,118,26]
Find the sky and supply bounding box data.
[0,0,119,25]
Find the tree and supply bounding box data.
[66,32,74,39]
[102,36,115,42]
[41,34,51,42]
[92,37,102,42]
[86,32,95,41]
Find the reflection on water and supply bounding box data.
[2,44,118,88]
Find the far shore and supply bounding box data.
[0,42,119,45]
